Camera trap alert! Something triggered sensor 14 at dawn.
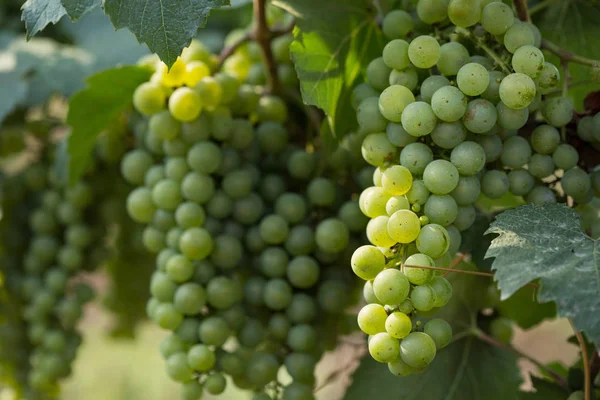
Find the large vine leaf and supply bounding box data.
[486,203,600,347]
[60,0,100,21]
[21,0,67,40]
[272,0,384,138]
[534,0,600,110]
[66,66,152,183]
[497,286,556,330]
[345,263,522,400]
[103,0,230,67]
[518,377,569,400]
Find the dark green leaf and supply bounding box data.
[486,203,600,348]
[66,66,152,183]
[103,0,230,67]
[60,0,100,21]
[518,377,569,400]
[272,0,384,137]
[21,0,67,39]
[497,285,556,329]
[460,212,494,271]
[345,262,522,400]
[534,0,600,110]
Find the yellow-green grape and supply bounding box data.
[359,187,392,218]
[351,245,386,280]
[358,304,388,335]
[369,332,400,363]
[387,209,421,243]
[367,216,397,247]
[386,195,410,215]
[404,253,435,285]
[160,58,187,87]
[184,61,210,87]
[382,165,413,195]
[385,312,412,339]
[169,88,202,122]
[196,77,223,110]
[133,82,166,115]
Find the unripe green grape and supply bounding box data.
[417,0,448,24]
[284,353,317,385]
[406,179,431,206]
[552,144,578,170]
[450,141,486,176]
[577,116,595,142]
[361,133,397,166]
[373,268,410,305]
[359,186,390,217]
[408,36,441,69]
[481,1,514,35]
[436,42,469,76]
[401,101,438,137]
[369,332,400,363]
[351,245,386,280]
[382,39,410,70]
[431,86,467,122]
[367,216,396,247]
[431,121,466,149]
[367,57,392,91]
[424,194,458,226]
[453,204,476,231]
[420,76,451,103]
[504,22,535,53]
[127,187,156,223]
[386,122,418,147]
[383,10,414,38]
[423,160,459,195]
[508,169,535,196]
[386,195,410,216]
[448,0,481,27]
[475,134,503,163]
[287,324,317,353]
[526,186,556,204]
[424,319,452,349]
[400,142,434,175]
[416,223,450,259]
[404,253,435,285]
[499,73,537,110]
[562,167,591,199]
[168,87,202,122]
[481,170,509,199]
[379,85,416,122]
[530,124,560,155]
[382,165,413,196]
[351,83,380,110]
[187,141,222,174]
[469,54,494,70]
[389,67,418,90]
[287,255,320,289]
[512,45,544,78]
[489,317,514,344]
[388,209,421,243]
[257,95,288,123]
[358,303,388,334]
[501,136,532,169]
[357,97,387,133]
[497,101,529,130]
[451,175,481,205]
[256,121,288,154]
[134,82,166,115]
[457,63,489,96]
[528,154,555,179]
[543,96,573,127]
[282,383,314,400]
[410,285,436,311]
[481,70,505,103]
[184,60,210,87]
[386,312,412,339]
[463,99,497,133]
[537,62,560,94]
[388,357,415,377]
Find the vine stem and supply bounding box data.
[253,0,280,93]
[569,319,591,400]
[473,328,570,390]
[541,39,600,68]
[454,27,511,74]
[512,0,530,22]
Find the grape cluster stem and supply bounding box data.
[542,39,600,69]
[512,0,530,22]
[569,318,591,400]
[454,27,511,74]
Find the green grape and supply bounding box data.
[358,304,388,334]
[260,174,286,202]
[351,83,380,110]
[187,141,223,174]
[577,116,595,142]
[181,114,210,144]
[168,87,202,122]
[275,193,306,224]
[499,73,537,110]
[386,195,410,215]
[451,175,481,205]
[388,357,415,377]
[287,150,316,180]
[287,324,317,352]
[179,227,213,260]
[351,245,386,280]
[448,0,483,27]
[489,317,514,344]
[383,10,414,38]
[431,86,467,122]
[385,311,412,339]
[410,285,435,311]
[450,141,486,176]
[285,225,317,255]
[382,165,413,195]
[210,235,243,270]
[121,149,154,185]
[282,383,315,400]
[204,373,227,395]
[400,142,434,175]
[512,45,544,78]
[504,21,535,53]
[404,253,435,285]
[424,195,458,226]
[363,280,381,304]
[175,202,205,229]
[263,278,293,310]
[420,76,451,103]
[417,0,449,24]
[367,57,392,91]
[357,98,387,136]
[166,254,195,283]
[359,187,389,217]
[474,133,502,163]
[367,216,396,247]
[373,268,410,305]
[198,317,231,347]
[238,318,266,348]
[406,179,431,206]
[526,186,556,204]
[361,133,397,166]
[437,42,470,76]
[552,144,578,170]
[497,101,529,130]
[187,344,216,372]
[453,204,475,231]
[424,319,452,349]
[285,353,316,385]
[537,62,560,94]
[369,332,400,363]
[423,160,459,195]
[508,169,535,196]
[457,63,489,96]
[463,99,497,133]
[152,179,181,211]
[408,35,441,69]
[416,224,450,259]
[127,187,157,223]
[430,120,466,150]
[257,95,287,123]
[150,110,181,140]
[316,218,349,253]
[256,122,288,154]
[382,39,411,70]
[209,107,233,141]
[401,101,438,137]
[287,256,320,289]
[259,214,289,245]
[378,85,415,123]
[399,332,437,368]
[543,96,573,127]
[481,170,509,199]
[389,67,419,90]
[307,177,336,207]
[528,154,554,179]
[246,353,280,387]
[501,136,532,168]
[133,82,166,115]
[386,123,418,147]
[481,70,506,103]
[388,209,421,243]
[154,303,184,330]
[429,276,453,307]
[287,293,318,323]
[481,1,514,35]
[562,167,591,199]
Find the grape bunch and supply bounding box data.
[125,38,360,400]
[349,0,597,374]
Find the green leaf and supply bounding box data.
[103,0,230,67]
[497,285,556,329]
[0,71,28,123]
[459,212,494,271]
[20,0,67,39]
[60,0,100,21]
[486,203,600,347]
[272,0,384,137]
[518,377,569,400]
[534,0,600,110]
[345,263,522,400]
[66,65,152,183]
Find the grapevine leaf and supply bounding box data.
[459,213,494,271]
[103,0,230,67]
[21,0,67,40]
[518,377,569,400]
[345,263,522,400]
[60,0,100,21]
[272,0,384,137]
[0,71,28,123]
[534,0,600,109]
[66,65,152,184]
[497,286,556,329]
[486,203,600,347]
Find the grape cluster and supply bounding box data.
[350,0,596,374]
[126,39,359,400]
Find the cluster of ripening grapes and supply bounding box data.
[349,0,597,375]
[0,146,126,397]
[124,38,360,400]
